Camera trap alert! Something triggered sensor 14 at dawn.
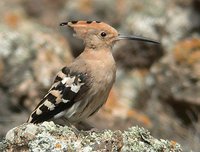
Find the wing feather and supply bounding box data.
[27,67,90,123]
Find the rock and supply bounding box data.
[138,38,200,151]
[0,24,72,110]
[0,22,72,139]
[148,38,200,106]
[0,121,182,152]
[23,0,66,27]
[120,0,200,50]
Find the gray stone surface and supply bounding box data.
[1,121,182,152]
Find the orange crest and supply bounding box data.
[60,21,118,39]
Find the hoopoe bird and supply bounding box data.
[27,21,159,124]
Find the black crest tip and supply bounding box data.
[59,22,68,26]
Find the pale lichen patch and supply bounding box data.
[1,122,183,151]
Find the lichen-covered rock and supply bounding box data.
[0,121,182,152]
[119,0,200,50]
[0,25,72,110]
[148,38,200,106]
[0,23,72,139]
[140,38,200,152]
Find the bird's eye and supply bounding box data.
[100,32,107,37]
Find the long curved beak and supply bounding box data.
[117,35,160,44]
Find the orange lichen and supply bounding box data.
[173,38,200,65]
[4,12,21,28]
[170,140,177,149]
[127,110,152,127]
[55,143,62,149]
[104,89,119,111]
[100,88,152,127]
[188,51,200,64]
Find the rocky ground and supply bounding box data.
[0,121,182,151]
[0,0,200,151]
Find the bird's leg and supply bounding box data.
[76,121,101,134]
[75,121,95,131]
[61,117,80,136]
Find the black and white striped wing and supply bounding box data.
[27,67,90,123]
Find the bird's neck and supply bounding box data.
[78,47,116,74]
[81,47,113,60]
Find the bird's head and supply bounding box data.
[60,21,160,49]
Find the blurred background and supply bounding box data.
[0,0,200,151]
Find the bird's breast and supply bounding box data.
[91,59,116,90]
